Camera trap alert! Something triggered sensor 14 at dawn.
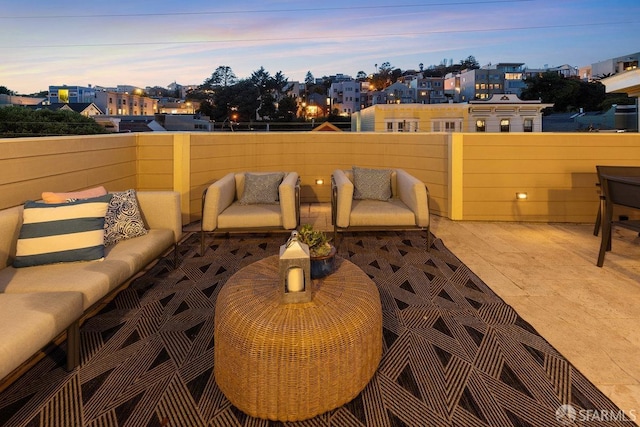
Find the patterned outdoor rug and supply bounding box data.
[0,232,634,427]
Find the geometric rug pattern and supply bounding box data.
[0,232,634,426]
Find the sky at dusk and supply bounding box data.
[1,0,639,94]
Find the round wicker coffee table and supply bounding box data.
[214,255,382,422]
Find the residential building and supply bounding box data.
[49,85,158,116]
[94,90,157,116]
[158,100,199,115]
[408,76,447,104]
[329,80,361,116]
[0,94,46,107]
[48,85,98,104]
[383,82,415,105]
[351,94,551,132]
[164,82,199,99]
[591,52,639,79]
[94,85,144,95]
[155,113,213,131]
[468,94,552,132]
[444,72,460,101]
[602,67,640,129]
[365,89,388,107]
[579,65,593,82]
[523,64,579,80]
[445,63,529,103]
[302,93,329,119]
[29,102,103,117]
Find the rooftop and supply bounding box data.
[302,203,640,416]
[1,131,639,424]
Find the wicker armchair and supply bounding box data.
[331,167,430,248]
[201,172,300,254]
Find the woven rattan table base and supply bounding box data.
[214,256,383,422]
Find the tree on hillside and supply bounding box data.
[203,66,237,88]
[460,55,480,70]
[0,86,15,95]
[520,72,633,112]
[305,71,314,86]
[275,95,298,121]
[203,79,260,124]
[0,106,107,137]
[272,71,288,98]
[521,72,584,112]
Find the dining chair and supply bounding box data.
[596,173,640,267]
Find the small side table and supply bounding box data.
[214,256,382,422]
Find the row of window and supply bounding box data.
[386,120,419,132]
[384,118,535,132]
[476,118,534,132]
[474,83,502,90]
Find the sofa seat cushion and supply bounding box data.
[349,199,417,227]
[103,229,174,273]
[0,229,174,310]
[0,292,84,379]
[218,203,283,229]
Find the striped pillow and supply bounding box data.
[13,194,112,268]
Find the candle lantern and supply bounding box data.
[279,230,312,304]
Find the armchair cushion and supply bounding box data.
[332,168,430,231]
[201,172,299,233]
[238,172,285,205]
[352,166,392,201]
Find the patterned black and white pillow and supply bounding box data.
[104,189,148,246]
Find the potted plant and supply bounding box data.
[298,224,336,279]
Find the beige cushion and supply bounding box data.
[349,199,417,226]
[279,172,299,230]
[41,186,108,204]
[332,170,354,228]
[238,172,284,205]
[136,191,182,244]
[219,204,283,229]
[0,206,22,268]
[0,292,83,379]
[352,166,392,201]
[202,172,299,232]
[0,229,174,310]
[333,168,429,229]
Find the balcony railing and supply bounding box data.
[2,131,640,225]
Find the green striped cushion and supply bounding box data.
[13,194,112,268]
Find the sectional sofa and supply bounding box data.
[0,190,182,384]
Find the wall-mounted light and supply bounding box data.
[315,179,324,185]
[515,192,528,200]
